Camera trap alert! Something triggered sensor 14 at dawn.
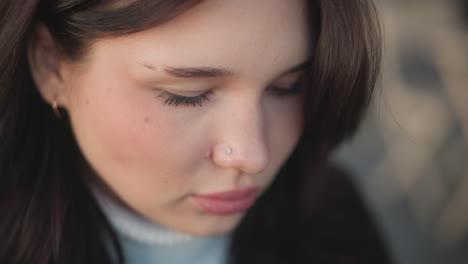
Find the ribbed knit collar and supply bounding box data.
[91,185,197,246]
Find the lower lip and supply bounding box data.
[191,195,256,215]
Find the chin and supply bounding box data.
[178,213,245,237]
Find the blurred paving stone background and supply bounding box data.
[333,0,468,263]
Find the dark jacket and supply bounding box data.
[231,163,392,264]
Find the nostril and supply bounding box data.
[211,143,235,168]
[246,154,269,175]
[210,142,269,174]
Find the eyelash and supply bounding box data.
[159,82,302,108]
[158,92,212,107]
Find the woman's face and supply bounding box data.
[60,0,310,236]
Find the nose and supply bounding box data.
[210,99,270,175]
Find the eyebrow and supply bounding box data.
[141,59,311,79]
[164,66,232,78]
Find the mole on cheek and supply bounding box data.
[144,117,150,123]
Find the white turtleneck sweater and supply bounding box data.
[92,187,233,264]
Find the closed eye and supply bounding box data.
[158,91,212,107]
[267,80,303,98]
[157,79,303,108]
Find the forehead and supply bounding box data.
[91,0,311,80]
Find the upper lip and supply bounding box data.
[193,186,260,200]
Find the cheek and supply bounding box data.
[269,96,304,141]
[67,71,202,185]
[267,97,304,167]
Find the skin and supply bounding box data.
[31,0,311,237]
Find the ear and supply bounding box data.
[28,24,68,108]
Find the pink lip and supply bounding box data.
[191,186,260,215]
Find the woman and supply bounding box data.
[0,0,389,263]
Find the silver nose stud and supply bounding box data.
[225,147,232,154]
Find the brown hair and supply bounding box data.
[0,0,382,263]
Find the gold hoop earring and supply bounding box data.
[52,100,64,119]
